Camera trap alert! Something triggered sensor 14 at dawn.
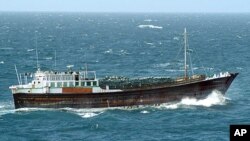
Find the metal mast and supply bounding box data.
[184,28,188,78]
[35,31,40,71]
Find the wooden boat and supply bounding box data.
[9,29,238,109]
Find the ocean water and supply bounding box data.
[0,12,250,141]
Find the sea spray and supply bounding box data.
[158,90,228,110]
[0,101,15,117]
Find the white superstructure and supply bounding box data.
[9,68,122,94]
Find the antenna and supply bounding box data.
[35,31,40,71]
[14,65,21,85]
[184,28,188,78]
[54,50,57,70]
[85,63,88,78]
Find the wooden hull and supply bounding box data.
[13,73,238,109]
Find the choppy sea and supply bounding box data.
[0,12,249,141]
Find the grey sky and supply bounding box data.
[0,0,249,13]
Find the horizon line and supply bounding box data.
[1,10,250,14]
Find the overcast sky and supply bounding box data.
[0,0,249,13]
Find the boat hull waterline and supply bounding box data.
[13,73,238,109]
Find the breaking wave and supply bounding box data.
[138,25,163,29]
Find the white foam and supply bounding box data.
[61,108,105,118]
[155,63,171,68]
[138,25,163,29]
[145,42,154,45]
[104,49,113,54]
[0,61,4,64]
[140,110,150,114]
[158,90,228,110]
[144,19,152,22]
[236,67,243,70]
[118,49,130,55]
[27,49,34,52]
[45,57,52,60]
[236,35,242,39]
[15,107,52,112]
[0,101,15,117]
[173,37,180,40]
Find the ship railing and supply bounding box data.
[171,75,206,85]
[79,71,97,80]
[205,72,230,80]
[16,73,34,85]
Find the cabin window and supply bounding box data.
[57,82,62,87]
[93,81,97,86]
[87,82,91,86]
[69,82,74,87]
[51,82,55,87]
[63,82,67,87]
[81,82,85,86]
[75,82,79,86]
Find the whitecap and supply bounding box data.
[45,57,52,60]
[138,25,163,29]
[118,49,130,55]
[155,63,171,68]
[27,49,34,52]
[140,110,150,114]
[0,61,4,64]
[165,69,181,72]
[236,67,243,70]
[104,49,113,54]
[61,108,105,118]
[236,35,242,39]
[145,42,154,45]
[173,37,179,40]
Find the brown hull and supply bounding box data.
[13,73,238,109]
